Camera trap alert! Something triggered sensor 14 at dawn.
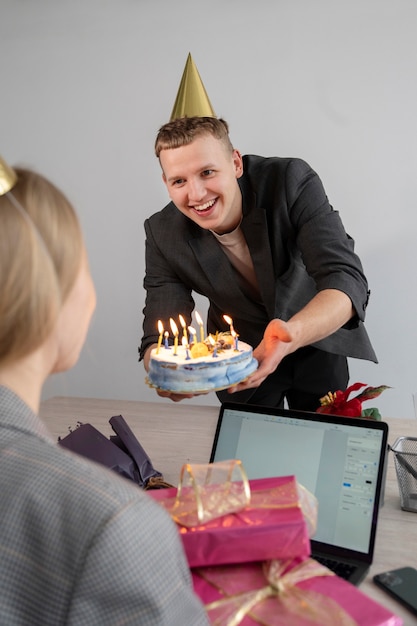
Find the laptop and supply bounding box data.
[210,402,388,585]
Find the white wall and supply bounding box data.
[1,0,416,418]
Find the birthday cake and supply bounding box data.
[147,332,258,394]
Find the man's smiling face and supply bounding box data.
[160,133,243,235]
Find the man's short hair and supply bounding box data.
[155,116,234,157]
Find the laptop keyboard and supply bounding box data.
[313,555,357,580]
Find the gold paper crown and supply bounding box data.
[170,53,216,121]
[0,155,18,196]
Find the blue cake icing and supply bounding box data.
[147,340,258,393]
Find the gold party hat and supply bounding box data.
[0,155,17,196]
[170,53,216,121]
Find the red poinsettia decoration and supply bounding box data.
[317,382,390,420]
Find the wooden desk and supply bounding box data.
[40,396,417,625]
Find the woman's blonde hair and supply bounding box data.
[0,168,83,365]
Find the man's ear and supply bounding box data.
[233,149,244,178]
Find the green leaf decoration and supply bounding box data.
[361,407,382,421]
[356,385,391,402]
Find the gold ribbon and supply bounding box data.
[156,460,318,532]
[172,460,251,527]
[199,558,358,626]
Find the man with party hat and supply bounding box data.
[139,54,376,409]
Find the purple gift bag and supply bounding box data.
[58,414,173,489]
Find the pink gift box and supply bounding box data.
[191,557,402,626]
[150,475,313,568]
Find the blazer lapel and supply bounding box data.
[188,188,276,320]
[188,232,244,300]
[240,194,276,319]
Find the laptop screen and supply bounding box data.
[210,403,388,556]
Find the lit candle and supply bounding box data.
[182,336,191,360]
[156,320,164,354]
[208,335,218,358]
[164,331,170,349]
[179,314,188,345]
[195,311,205,343]
[223,314,235,336]
[188,326,197,346]
[231,329,239,351]
[170,318,179,356]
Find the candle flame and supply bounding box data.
[223,314,233,325]
[188,326,196,334]
[208,335,215,345]
[157,320,164,334]
[170,318,178,335]
[231,329,236,338]
[195,311,203,326]
[179,314,186,329]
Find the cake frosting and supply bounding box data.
[147,333,258,393]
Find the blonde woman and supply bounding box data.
[0,160,208,626]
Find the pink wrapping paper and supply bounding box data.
[150,475,313,568]
[192,557,403,626]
